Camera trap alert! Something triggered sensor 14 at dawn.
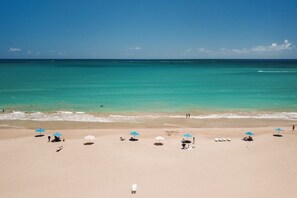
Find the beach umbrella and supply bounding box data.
[35,128,45,135]
[53,132,62,137]
[183,133,193,138]
[155,136,165,142]
[84,135,95,143]
[130,131,140,138]
[275,128,284,132]
[245,131,254,136]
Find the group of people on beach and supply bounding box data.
[181,137,195,150]
[186,113,191,118]
[46,135,65,152]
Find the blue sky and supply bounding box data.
[1,0,297,59]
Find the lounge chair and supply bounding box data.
[243,136,253,141]
[226,138,231,142]
[214,138,219,142]
[131,184,137,194]
[222,138,226,142]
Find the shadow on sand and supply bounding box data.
[56,146,63,152]
[84,142,94,145]
[35,134,44,137]
[273,134,283,137]
[129,138,138,142]
[154,142,163,146]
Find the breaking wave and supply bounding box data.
[0,111,297,122]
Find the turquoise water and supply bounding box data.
[1,59,297,114]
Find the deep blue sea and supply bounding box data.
[1,59,297,121]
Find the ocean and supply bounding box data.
[1,59,297,122]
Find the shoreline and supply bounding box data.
[0,117,295,130]
[0,110,297,123]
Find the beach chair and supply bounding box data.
[131,184,137,194]
[226,138,231,142]
[222,138,226,142]
[215,138,219,142]
[218,138,223,142]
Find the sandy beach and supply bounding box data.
[0,119,297,198]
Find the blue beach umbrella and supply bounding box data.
[36,128,45,133]
[183,133,193,138]
[35,128,45,135]
[275,128,284,132]
[130,131,140,137]
[53,132,62,137]
[245,131,254,136]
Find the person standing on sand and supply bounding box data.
[193,137,195,144]
[293,125,295,131]
[48,135,51,142]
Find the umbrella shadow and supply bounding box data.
[35,134,44,137]
[51,139,61,142]
[273,134,283,137]
[129,138,138,141]
[154,142,163,146]
[84,142,94,145]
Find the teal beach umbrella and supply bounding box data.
[275,128,283,132]
[130,131,140,137]
[245,131,254,136]
[36,128,45,132]
[183,133,193,138]
[53,132,62,137]
[35,128,45,135]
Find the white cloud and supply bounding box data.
[129,47,141,50]
[197,48,210,53]
[220,40,294,55]
[9,48,22,52]
[185,48,192,53]
[251,40,293,52]
[182,48,192,55]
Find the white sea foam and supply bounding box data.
[170,112,297,120]
[0,111,297,122]
[0,111,113,122]
[258,70,296,73]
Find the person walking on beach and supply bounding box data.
[293,125,295,131]
[48,135,51,142]
[185,113,191,118]
[193,137,195,144]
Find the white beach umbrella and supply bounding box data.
[155,136,165,142]
[84,135,95,143]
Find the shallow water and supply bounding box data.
[0,59,297,121]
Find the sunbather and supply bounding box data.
[120,137,125,141]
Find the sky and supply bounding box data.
[1,0,297,59]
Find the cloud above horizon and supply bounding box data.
[197,48,210,53]
[9,48,22,52]
[251,40,293,52]
[220,40,294,55]
[129,47,141,50]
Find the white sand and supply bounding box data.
[0,125,297,198]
